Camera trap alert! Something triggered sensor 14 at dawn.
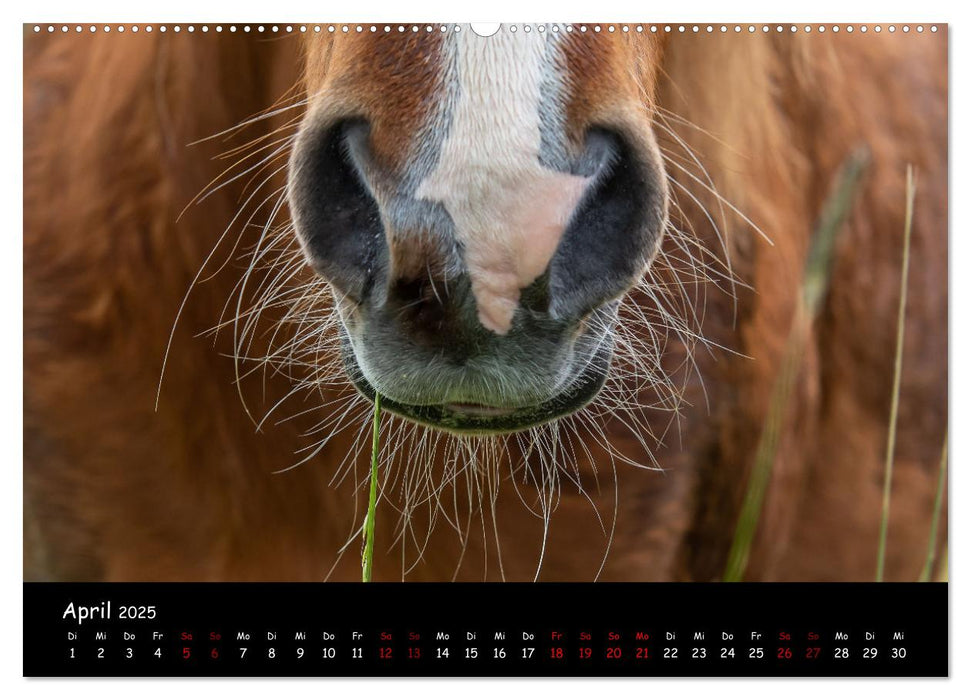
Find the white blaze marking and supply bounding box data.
[415,30,591,335]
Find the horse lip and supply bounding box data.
[445,402,518,418]
[339,333,612,435]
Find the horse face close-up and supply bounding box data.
[289,32,668,433]
[24,25,947,583]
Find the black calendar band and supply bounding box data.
[23,582,947,677]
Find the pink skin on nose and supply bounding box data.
[463,173,591,335]
[410,32,592,334]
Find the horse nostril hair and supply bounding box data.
[288,119,385,302]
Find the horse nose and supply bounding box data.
[288,119,385,301]
[290,118,667,339]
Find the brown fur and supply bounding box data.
[559,31,665,142]
[302,31,446,170]
[24,28,947,582]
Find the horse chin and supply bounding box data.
[339,334,612,435]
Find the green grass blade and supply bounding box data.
[362,393,382,583]
[918,432,947,582]
[721,329,805,582]
[876,166,916,582]
[801,151,872,317]
[722,150,869,582]
[935,545,948,583]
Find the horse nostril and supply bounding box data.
[547,127,667,321]
[288,119,385,301]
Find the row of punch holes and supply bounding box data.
[33,24,940,35]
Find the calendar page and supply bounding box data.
[22,20,948,678]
